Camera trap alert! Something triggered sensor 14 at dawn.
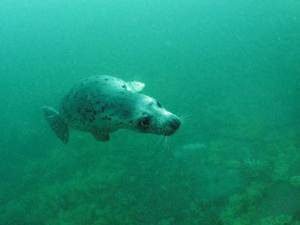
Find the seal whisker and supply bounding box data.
[162,136,170,151]
[149,136,165,157]
[179,113,192,124]
[153,136,164,149]
[162,136,176,159]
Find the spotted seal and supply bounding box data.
[43,75,181,143]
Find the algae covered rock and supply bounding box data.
[259,215,294,225]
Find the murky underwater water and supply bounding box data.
[0,0,299,224]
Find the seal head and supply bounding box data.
[129,94,181,136]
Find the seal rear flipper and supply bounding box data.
[42,106,69,144]
[91,129,110,142]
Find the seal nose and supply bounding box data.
[169,117,181,130]
[164,115,181,136]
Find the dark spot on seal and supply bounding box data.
[119,90,126,95]
[156,101,162,108]
[121,84,127,89]
[104,78,109,81]
[76,101,97,123]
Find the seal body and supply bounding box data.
[43,75,181,143]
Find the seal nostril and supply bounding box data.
[169,118,181,130]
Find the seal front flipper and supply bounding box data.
[91,128,110,142]
[42,106,69,144]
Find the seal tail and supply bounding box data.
[42,106,69,144]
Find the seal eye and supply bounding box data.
[138,117,151,129]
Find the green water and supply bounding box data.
[0,0,299,224]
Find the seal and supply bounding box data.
[43,75,181,143]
